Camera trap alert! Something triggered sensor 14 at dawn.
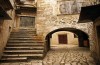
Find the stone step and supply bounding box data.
[3,54,43,58]
[12,30,36,32]
[12,31,36,34]
[9,39,42,42]
[5,46,44,50]
[11,32,36,35]
[10,37,42,39]
[10,35,42,37]
[10,35,36,37]
[19,29,36,32]
[4,50,43,54]
[6,43,43,47]
[8,41,44,43]
[0,57,27,62]
[18,29,36,31]
[11,32,36,34]
[10,36,33,38]
[10,36,42,38]
[8,39,43,41]
[10,33,36,36]
[7,43,44,46]
[20,27,35,29]
[9,38,42,40]
[11,31,36,33]
[0,28,45,62]
[10,35,35,37]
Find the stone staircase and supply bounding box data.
[0,29,45,62]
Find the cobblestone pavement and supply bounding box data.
[0,45,96,65]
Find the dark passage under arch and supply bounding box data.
[45,28,89,52]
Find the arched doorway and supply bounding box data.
[50,31,79,46]
[45,28,89,52]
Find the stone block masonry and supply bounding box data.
[36,0,95,56]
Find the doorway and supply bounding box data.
[20,16,35,29]
[96,26,100,43]
[58,34,67,44]
[96,26,100,49]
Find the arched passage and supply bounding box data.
[45,28,89,52]
[50,31,79,45]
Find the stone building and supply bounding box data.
[0,0,100,65]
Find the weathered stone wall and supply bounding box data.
[13,0,37,31]
[93,18,100,63]
[0,1,15,58]
[36,0,95,51]
[0,19,14,58]
[36,0,97,58]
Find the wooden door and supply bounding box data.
[20,16,35,28]
[58,34,67,44]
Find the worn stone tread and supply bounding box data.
[5,46,44,50]
[7,43,44,46]
[4,50,43,53]
[8,41,44,43]
[3,54,43,57]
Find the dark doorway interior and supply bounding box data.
[20,16,35,28]
[96,25,100,48]
[96,25,100,65]
[96,26,100,42]
[58,34,67,44]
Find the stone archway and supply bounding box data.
[45,28,89,52]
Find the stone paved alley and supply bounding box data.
[0,45,96,65]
